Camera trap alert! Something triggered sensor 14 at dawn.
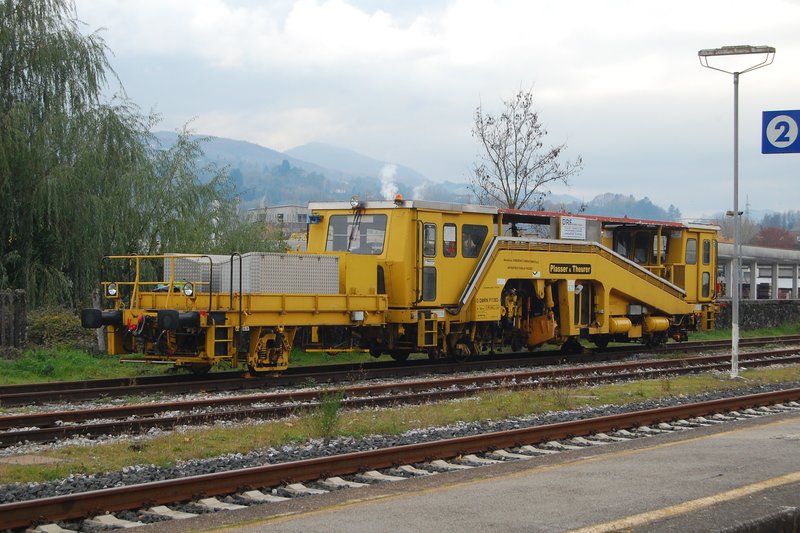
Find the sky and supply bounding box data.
[73,0,800,220]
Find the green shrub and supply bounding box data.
[26,308,96,350]
[306,390,345,440]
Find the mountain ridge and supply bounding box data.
[153,131,682,220]
[285,142,427,185]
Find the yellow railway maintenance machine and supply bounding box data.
[82,198,719,373]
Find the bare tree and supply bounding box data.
[714,215,760,246]
[470,88,582,209]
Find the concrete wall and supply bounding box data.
[715,298,800,329]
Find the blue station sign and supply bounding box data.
[762,110,800,154]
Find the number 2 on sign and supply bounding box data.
[766,115,798,148]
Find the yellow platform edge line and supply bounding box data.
[569,470,800,533]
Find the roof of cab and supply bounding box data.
[499,208,719,231]
[306,200,718,231]
[308,199,497,214]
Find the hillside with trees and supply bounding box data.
[158,133,686,223]
[713,210,800,250]
[154,134,474,207]
[545,193,682,221]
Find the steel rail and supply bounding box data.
[2,349,799,447]
[3,349,799,434]
[1,335,799,407]
[2,387,799,529]
[3,346,799,430]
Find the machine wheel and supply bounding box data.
[451,338,476,361]
[645,334,667,350]
[560,338,584,355]
[511,336,524,352]
[427,347,442,360]
[390,351,410,362]
[369,346,384,358]
[593,337,610,350]
[188,364,212,375]
[452,347,468,362]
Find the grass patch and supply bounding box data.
[4,323,797,385]
[688,323,800,342]
[0,345,422,386]
[0,348,168,385]
[287,348,427,367]
[2,365,798,485]
[288,348,375,367]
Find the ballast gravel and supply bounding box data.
[0,380,797,505]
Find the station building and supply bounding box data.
[718,243,800,300]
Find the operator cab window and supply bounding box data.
[326,214,388,255]
[702,239,711,265]
[462,224,488,258]
[686,238,697,265]
[423,223,437,257]
[652,235,668,263]
[615,232,630,258]
[633,232,649,263]
[422,267,436,300]
[702,272,711,298]
[443,224,457,257]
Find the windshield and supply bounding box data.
[326,214,388,254]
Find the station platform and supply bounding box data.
[148,411,800,533]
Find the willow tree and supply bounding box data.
[0,0,272,307]
[124,128,283,258]
[0,0,151,307]
[470,88,583,210]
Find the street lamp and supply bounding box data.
[698,45,775,378]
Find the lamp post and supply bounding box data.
[698,45,775,378]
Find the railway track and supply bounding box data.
[2,335,799,408]
[2,347,799,447]
[2,387,799,531]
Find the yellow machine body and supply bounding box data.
[83,199,719,372]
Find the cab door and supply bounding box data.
[698,231,716,303]
[417,210,441,305]
[683,230,715,303]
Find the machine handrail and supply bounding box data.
[229,252,243,363]
[449,236,686,316]
[99,254,214,312]
[447,236,500,315]
[499,237,686,298]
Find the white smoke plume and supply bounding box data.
[380,164,398,200]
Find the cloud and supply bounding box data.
[74,0,800,218]
[195,106,347,150]
[80,0,439,69]
[78,0,800,100]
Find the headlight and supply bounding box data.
[106,282,118,297]
[182,281,194,298]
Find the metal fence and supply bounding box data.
[0,290,26,349]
